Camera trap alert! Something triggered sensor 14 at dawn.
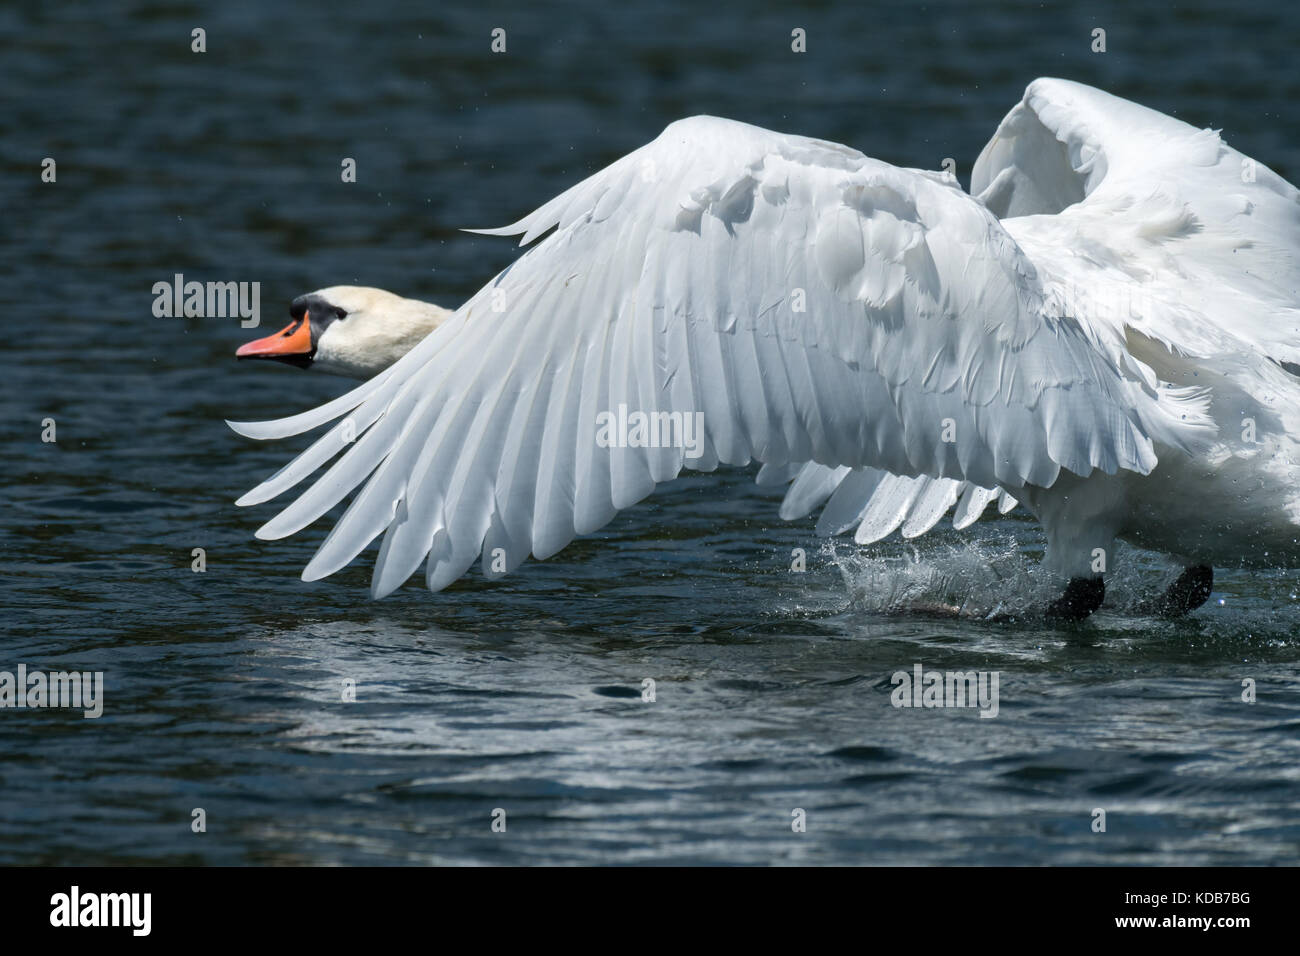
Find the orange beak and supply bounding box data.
[236,315,314,367]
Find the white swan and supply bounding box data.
[230,78,1300,618]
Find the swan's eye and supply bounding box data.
[334,307,348,320]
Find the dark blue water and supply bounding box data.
[3,0,1299,864]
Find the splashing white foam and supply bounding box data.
[823,533,1201,621]
[826,536,1055,619]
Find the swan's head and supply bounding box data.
[236,285,452,379]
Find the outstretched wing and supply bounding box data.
[230,115,1210,596]
[974,77,1300,364]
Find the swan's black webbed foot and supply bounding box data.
[1045,577,1105,622]
[1146,565,1213,618]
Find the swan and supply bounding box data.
[230,78,1300,619]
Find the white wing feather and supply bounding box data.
[771,461,1014,546]
[975,77,1300,365]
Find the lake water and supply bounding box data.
[3,0,1299,864]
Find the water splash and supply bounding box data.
[826,536,1044,619]
[823,535,1201,621]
